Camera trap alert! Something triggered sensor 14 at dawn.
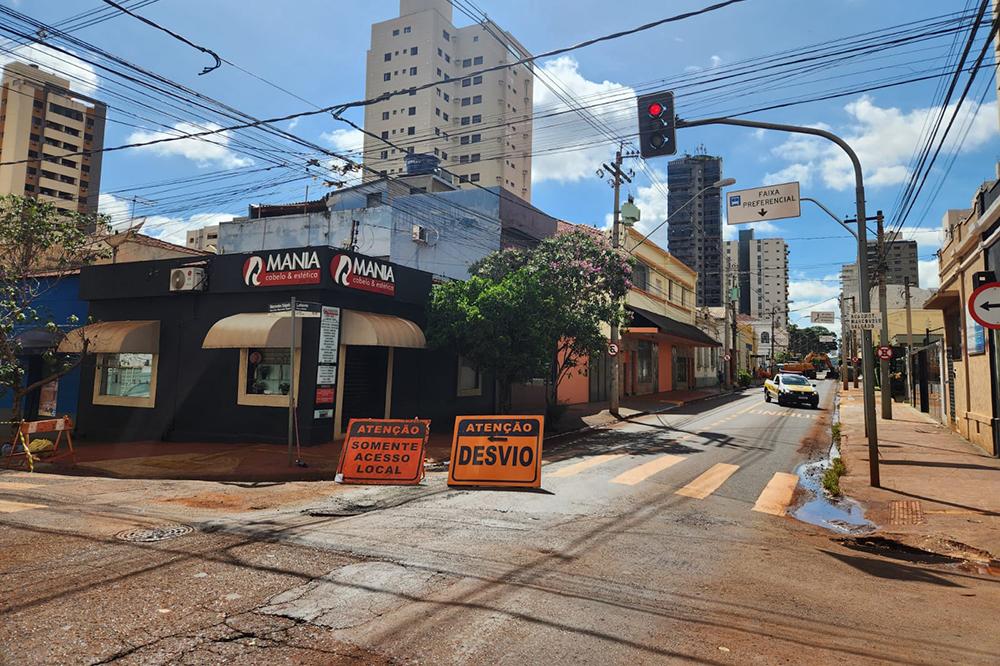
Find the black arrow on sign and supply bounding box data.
[981,301,1000,311]
[758,209,768,217]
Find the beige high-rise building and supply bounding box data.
[363,0,533,201]
[0,61,106,214]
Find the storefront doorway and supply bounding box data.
[340,345,389,431]
[672,347,690,391]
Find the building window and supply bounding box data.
[443,92,450,101]
[457,356,482,396]
[471,133,481,143]
[379,150,388,159]
[473,35,479,42]
[444,53,451,63]
[632,262,649,291]
[384,72,391,81]
[462,78,471,87]
[393,29,399,36]
[473,75,483,84]
[459,174,468,183]
[460,155,470,163]
[435,108,441,116]
[408,106,416,115]
[473,95,482,104]
[382,111,390,120]
[461,136,470,145]
[441,151,448,160]
[437,67,442,77]
[94,353,157,408]
[761,331,770,344]
[381,130,389,139]
[410,46,418,55]
[442,30,450,41]
[403,26,411,33]
[473,56,483,65]
[471,153,480,162]
[461,116,470,125]
[437,48,442,57]
[470,173,480,182]
[239,348,299,407]
[409,66,417,75]
[384,52,391,61]
[472,114,481,123]
[637,341,654,383]
[442,112,449,120]
[408,126,415,135]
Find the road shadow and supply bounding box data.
[820,550,964,587]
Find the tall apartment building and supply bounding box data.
[0,61,105,213]
[363,0,533,201]
[867,231,919,286]
[667,154,723,306]
[186,224,220,252]
[723,228,789,327]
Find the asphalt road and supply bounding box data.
[1,381,998,664]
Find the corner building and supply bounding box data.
[363,0,533,200]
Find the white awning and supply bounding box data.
[57,320,160,354]
[202,313,303,349]
[341,310,426,348]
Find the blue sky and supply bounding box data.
[7,0,999,330]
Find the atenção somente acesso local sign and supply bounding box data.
[241,250,396,296]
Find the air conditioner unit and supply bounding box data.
[411,224,429,243]
[169,267,206,292]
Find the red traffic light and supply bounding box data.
[646,101,664,118]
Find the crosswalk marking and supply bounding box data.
[0,481,40,491]
[0,499,47,513]
[753,472,799,516]
[675,463,739,499]
[610,455,685,486]
[548,454,626,478]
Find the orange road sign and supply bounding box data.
[447,415,544,488]
[336,418,429,485]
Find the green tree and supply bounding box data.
[0,195,108,435]
[787,323,838,357]
[428,229,632,413]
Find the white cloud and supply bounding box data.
[0,42,99,95]
[789,274,841,310]
[287,118,300,130]
[768,96,999,191]
[763,163,815,188]
[321,128,364,156]
[919,258,940,289]
[99,193,235,245]
[126,122,253,169]
[532,56,635,184]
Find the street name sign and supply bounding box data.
[268,301,322,315]
[847,312,882,330]
[819,335,835,343]
[335,419,429,485]
[447,415,544,489]
[810,311,835,324]
[968,281,1000,330]
[726,181,801,225]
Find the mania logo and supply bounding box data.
[242,251,321,287]
[331,254,395,296]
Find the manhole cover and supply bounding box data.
[116,524,194,543]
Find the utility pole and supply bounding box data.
[905,276,915,407]
[876,210,892,420]
[840,296,849,391]
[723,266,732,389]
[770,307,776,373]
[731,288,739,383]
[608,145,624,416]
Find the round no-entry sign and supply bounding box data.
[968,281,1000,329]
[723,352,731,362]
[608,343,619,356]
[877,346,893,361]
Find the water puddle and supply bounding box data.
[791,394,875,534]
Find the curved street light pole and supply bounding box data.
[677,116,880,486]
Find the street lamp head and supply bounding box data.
[713,178,736,188]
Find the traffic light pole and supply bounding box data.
[676,116,880,486]
[876,210,892,421]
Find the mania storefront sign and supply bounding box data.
[331,253,395,296]
[243,251,322,287]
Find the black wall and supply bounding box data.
[74,248,494,445]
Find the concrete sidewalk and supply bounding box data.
[838,385,1000,559]
[24,387,732,482]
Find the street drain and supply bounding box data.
[116,524,194,543]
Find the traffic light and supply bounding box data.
[636,91,676,159]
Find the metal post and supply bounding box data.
[731,293,738,385]
[770,307,775,373]
[840,296,849,390]
[609,146,623,416]
[723,270,731,389]
[876,211,892,420]
[676,116,879,486]
[288,296,296,467]
[904,276,915,407]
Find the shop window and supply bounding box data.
[637,341,654,383]
[457,356,482,396]
[94,353,157,408]
[239,348,300,407]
